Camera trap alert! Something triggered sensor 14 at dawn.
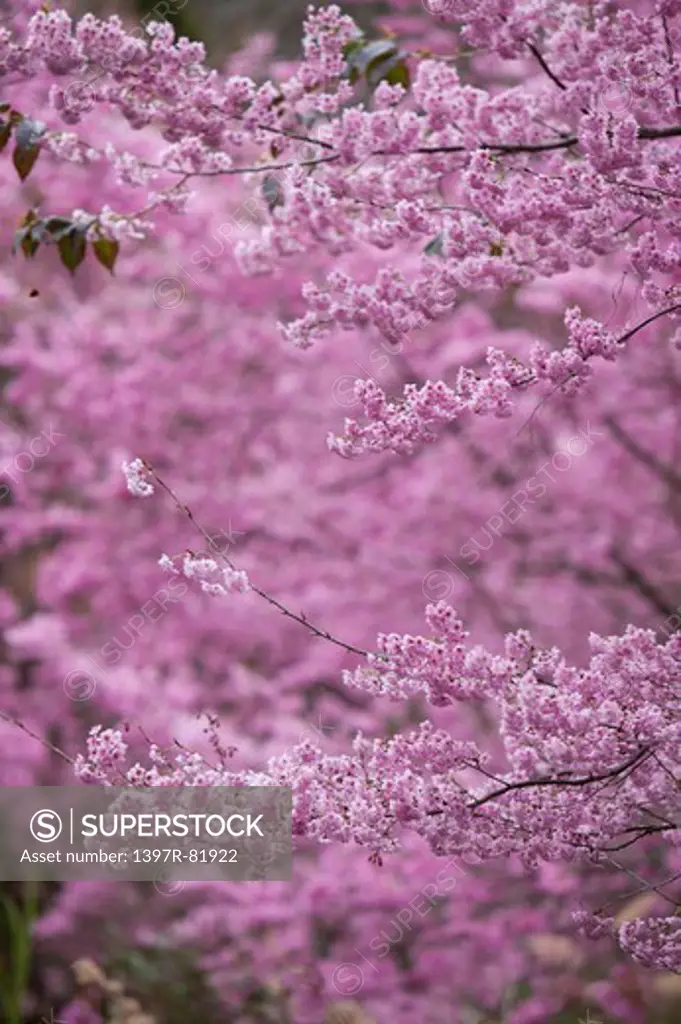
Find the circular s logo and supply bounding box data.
[331,962,364,996]
[30,809,63,842]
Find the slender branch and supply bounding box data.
[638,125,681,140]
[610,302,681,346]
[604,825,674,852]
[596,864,681,910]
[0,709,74,764]
[604,414,681,492]
[146,465,371,659]
[412,124,681,159]
[651,752,681,786]
[527,42,568,91]
[609,548,678,619]
[229,113,336,151]
[411,137,580,156]
[172,155,340,177]
[616,179,681,202]
[517,301,681,435]
[468,746,651,810]
[661,13,681,116]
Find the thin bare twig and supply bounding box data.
[146,465,371,660]
[0,709,74,764]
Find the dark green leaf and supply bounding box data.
[13,211,42,259]
[12,117,46,181]
[57,227,87,274]
[424,233,444,257]
[12,143,40,181]
[20,230,40,258]
[44,216,76,241]
[93,237,119,273]
[16,208,39,229]
[0,121,11,153]
[13,227,32,258]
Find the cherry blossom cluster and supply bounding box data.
[2,0,681,1018]
[3,1,681,457]
[254,607,678,871]
[158,551,250,596]
[121,457,154,497]
[72,597,681,973]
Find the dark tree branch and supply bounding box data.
[468,746,651,810]
[610,548,678,619]
[527,42,568,91]
[410,124,681,159]
[604,415,681,492]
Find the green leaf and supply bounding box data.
[0,891,23,940]
[43,216,75,241]
[0,887,36,1024]
[20,231,40,259]
[93,236,119,273]
[0,121,12,153]
[424,232,444,256]
[12,117,45,181]
[57,227,87,274]
[0,105,18,153]
[15,208,39,232]
[13,210,42,259]
[12,143,40,181]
